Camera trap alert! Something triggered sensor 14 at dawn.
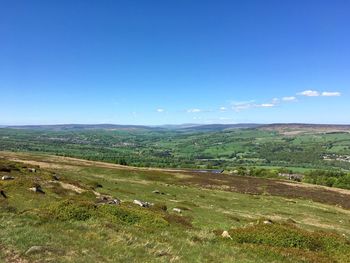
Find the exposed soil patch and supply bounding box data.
[55,182,86,194]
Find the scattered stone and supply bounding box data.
[221,231,232,239]
[99,196,109,202]
[0,190,7,198]
[108,198,121,205]
[97,196,121,205]
[172,208,182,213]
[25,246,46,255]
[1,175,15,180]
[263,219,273,225]
[52,174,60,181]
[28,168,36,173]
[152,190,165,195]
[29,185,45,194]
[133,199,153,207]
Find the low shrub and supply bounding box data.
[98,204,168,228]
[0,161,22,172]
[98,205,141,225]
[45,200,97,221]
[164,214,192,228]
[229,223,321,250]
[43,200,169,228]
[150,203,167,212]
[227,222,350,255]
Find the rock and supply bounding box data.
[133,200,144,207]
[1,175,15,180]
[0,190,7,198]
[152,190,165,195]
[172,208,182,213]
[97,196,121,205]
[107,199,121,205]
[25,246,46,255]
[29,185,45,194]
[99,196,109,201]
[263,220,273,225]
[221,230,232,239]
[133,199,153,207]
[52,174,60,181]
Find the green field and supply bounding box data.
[1,126,350,191]
[1,127,350,170]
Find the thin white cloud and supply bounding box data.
[322,91,341,97]
[231,100,277,111]
[282,96,297,101]
[156,108,165,113]
[298,90,320,97]
[297,90,341,97]
[259,103,275,108]
[187,108,202,113]
[222,89,340,114]
[232,101,256,112]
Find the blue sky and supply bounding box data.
[1,0,349,125]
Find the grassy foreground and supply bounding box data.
[1,152,350,262]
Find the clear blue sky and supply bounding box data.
[1,0,349,125]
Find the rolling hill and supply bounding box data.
[1,151,350,262]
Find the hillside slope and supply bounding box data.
[1,152,350,262]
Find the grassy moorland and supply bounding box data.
[1,151,350,262]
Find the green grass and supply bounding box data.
[1,153,350,262]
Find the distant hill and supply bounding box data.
[2,123,262,132]
[3,123,350,133]
[259,123,350,135]
[178,123,262,131]
[4,124,155,131]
